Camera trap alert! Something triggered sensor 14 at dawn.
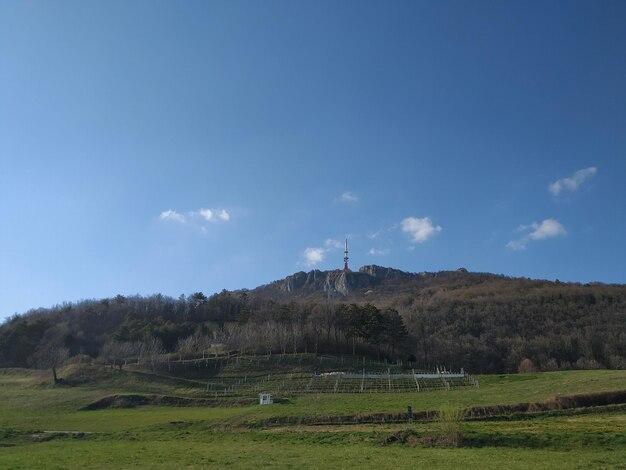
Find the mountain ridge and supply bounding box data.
[247,264,541,303]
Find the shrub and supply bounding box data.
[518,358,536,373]
[436,403,464,447]
[543,358,559,372]
[575,357,603,370]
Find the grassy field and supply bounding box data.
[1,365,625,468]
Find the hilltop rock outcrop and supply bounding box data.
[267,265,417,299]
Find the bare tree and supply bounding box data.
[309,305,325,355]
[219,323,241,353]
[294,305,310,353]
[34,342,69,383]
[276,323,289,355]
[176,333,211,359]
[100,341,135,369]
[140,338,164,371]
[260,322,278,356]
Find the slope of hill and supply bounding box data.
[1,266,625,374]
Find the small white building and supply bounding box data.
[259,392,273,405]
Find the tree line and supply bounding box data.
[0,293,409,373]
[1,274,625,375]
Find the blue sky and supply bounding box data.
[1,1,625,320]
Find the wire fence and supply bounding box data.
[125,353,478,398]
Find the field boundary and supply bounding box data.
[249,389,626,428]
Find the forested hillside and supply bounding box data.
[1,266,625,374]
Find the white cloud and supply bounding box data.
[197,208,214,221]
[160,207,231,227]
[506,239,528,251]
[549,167,597,196]
[159,210,186,223]
[507,218,566,250]
[401,216,442,243]
[302,238,346,267]
[340,191,359,203]
[191,208,230,223]
[324,239,342,250]
[529,219,566,240]
[303,247,325,266]
[368,247,389,256]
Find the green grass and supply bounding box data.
[1,367,626,431]
[1,425,625,469]
[1,366,625,468]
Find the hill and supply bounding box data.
[1,265,625,374]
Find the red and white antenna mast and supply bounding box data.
[343,238,350,272]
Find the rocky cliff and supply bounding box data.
[252,265,420,300]
[248,265,503,303]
